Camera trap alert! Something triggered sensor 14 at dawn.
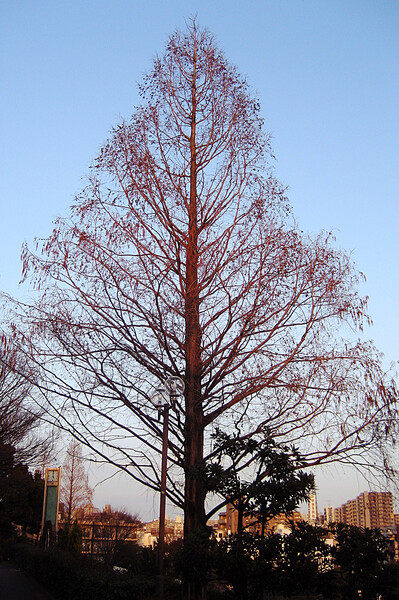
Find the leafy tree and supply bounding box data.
[9,20,397,596]
[172,527,217,598]
[0,341,48,541]
[214,532,262,600]
[332,523,391,599]
[112,540,149,572]
[213,524,331,600]
[214,523,332,600]
[60,440,93,522]
[277,521,333,597]
[207,429,314,537]
[0,460,44,539]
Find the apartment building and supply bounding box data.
[323,505,335,525]
[334,491,394,529]
[308,491,318,523]
[138,515,184,546]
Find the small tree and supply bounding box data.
[0,337,51,543]
[58,519,83,554]
[60,440,92,522]
[208,429,314,537]
[215,522,332,600]
[277,521,333,596]
[213,532,260,600]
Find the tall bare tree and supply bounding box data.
[60,440,93,522]
[11,21,396,555]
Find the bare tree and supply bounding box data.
[0,334,53,469]
[11,20,397,554]
[60,440,93,522]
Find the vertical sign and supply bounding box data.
[41,467,61,539]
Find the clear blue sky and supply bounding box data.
[1,0,398,519]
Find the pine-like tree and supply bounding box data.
[60,441,92,522]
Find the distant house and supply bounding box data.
[58,504,140,561]
[138,515,184,547]
[215,502,303,538]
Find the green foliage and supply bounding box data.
[208,429,314,536]
[207,520,399,599]
[213,524,333,600]
[113,541,156,575]
[378,562,399,600]
[58,520,83,554]
[172,527,217,589]
[276,521,334,597]
[331,523,392,599]
[0,450,44,539]
[213,532,268,600]
[0,443,15,476]
[9,521,399,600]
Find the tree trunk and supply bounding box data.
[183,40,207,600]
[184,39,206,536]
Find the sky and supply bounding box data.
[1,0,398,520]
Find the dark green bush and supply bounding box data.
[58,520,83,554]
[13,543,157,600]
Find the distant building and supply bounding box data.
[334,505,345,524]
[324,506,334,525]
[84,504,100,517]
[216,503,302,537]
[58,504,140,560]
[216,511,228,539]
[138,515,184,547]
[334,491,394,529]
[308,491,318,524]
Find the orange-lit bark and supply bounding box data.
[184,41,206,534]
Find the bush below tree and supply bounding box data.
[168,523,399,600]
[11,543,157,600]
[5,520,399,600]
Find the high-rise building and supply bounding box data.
[335,491,393,529]
[308,491,318,523]
[324,505,334,524]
